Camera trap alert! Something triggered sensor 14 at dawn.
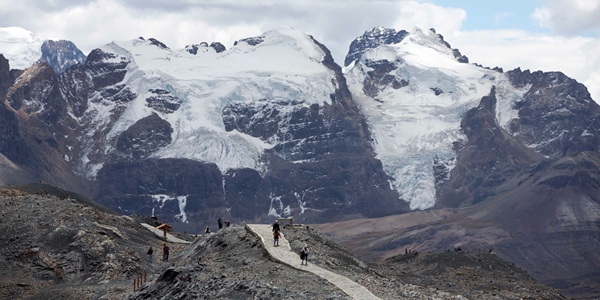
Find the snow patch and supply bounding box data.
[150,194,189,223]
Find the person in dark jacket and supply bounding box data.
[147,247,153,262]
[218,218,223,229]
[300,245,310,265]
[273,230,281,247]
[272,220,280,232]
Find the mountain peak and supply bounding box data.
[406,25,468,63]
[40,40,86,74]
[344,26,408,66]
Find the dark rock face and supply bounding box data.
[361,59,408,98]
[439,87,543,207]
[210,42,226,53]
[185,42,226,55]
[39,40,86,74]
[185,42,205,55]
[506,68,600,158]
[345,27,408,67]
[114,113,173,161]
[85,49,130,90]
[145,89,181,113]
[95,159,226,232]
[234,36,264,46]
[429,28,469,63]
[148,38,169,49]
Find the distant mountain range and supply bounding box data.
[1,25,599,298]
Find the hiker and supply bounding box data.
[225,220,230,227]
[147,247,153,262]
[218,218,223,230]
[300,245,310,265]
[205,226,211,234]
[272,220,280,232]
[273,229,280,247]
[162,243,167,261]
[164,244,170,262]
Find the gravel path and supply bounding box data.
[247,224,382,300]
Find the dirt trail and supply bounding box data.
[246,224,381,300]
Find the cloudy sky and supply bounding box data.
[1,0,599,99]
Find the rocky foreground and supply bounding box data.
[0,184,566,299]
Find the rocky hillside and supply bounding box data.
[0,184,565,299]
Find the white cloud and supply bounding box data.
[532,0,600,35]
[447,29,600,101]
[392,1,466,35]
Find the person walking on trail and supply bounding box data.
[273,229,281,247]
[300,245,310,265]
[164,244,170,262]
[218,218,223,230]
[205,226,211,234]
[147,246,153,262]
[272,220,280,232]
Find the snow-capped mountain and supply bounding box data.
[40,40,87,74]
[0,27,86,74]
[2,24,600,298]
[0,26,409,232]
[344,25,528,210]
[76,27,338,177]
[0,27,42,70]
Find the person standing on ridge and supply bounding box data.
[218,218,223,230]
[272,220,280,232]
[147,246,153,262]
[300,245,310,265]
[164,244,170,262]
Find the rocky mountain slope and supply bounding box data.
[0,184,566,299]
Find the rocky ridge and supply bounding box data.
[0,184,565,299]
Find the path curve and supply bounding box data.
[246,224,381,300]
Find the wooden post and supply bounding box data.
[156,224,173,242]
[133,279,136,291]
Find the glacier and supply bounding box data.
[75,26,338,177]
[345,26,528,210]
